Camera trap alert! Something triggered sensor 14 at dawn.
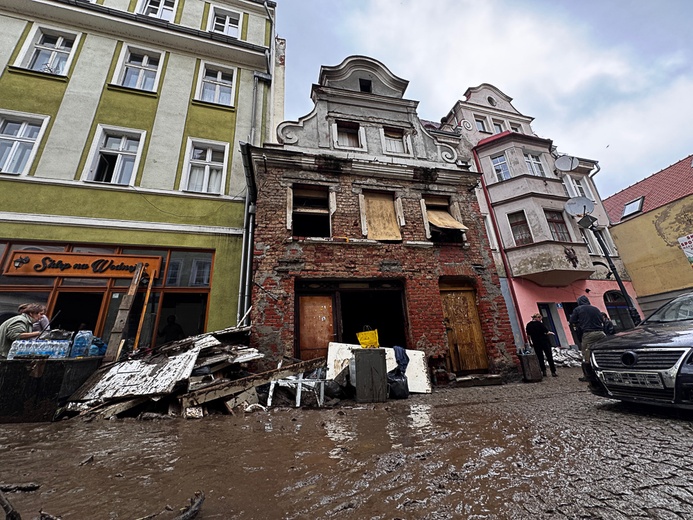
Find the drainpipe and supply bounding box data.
[472,149,528,348]
[238,142,257,326]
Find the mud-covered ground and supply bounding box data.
[1,367,693,519]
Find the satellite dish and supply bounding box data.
[555,155,580,172]
[565,196,595,217]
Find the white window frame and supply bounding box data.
[82,124,146,186]
[579,228,597,255]
[332,121,367,152]
[593,228,616,256]
[180,137,229,195]
[563,175,595,200]
[190,258,211,286]
[380,127,411,156]
[0,109,50,177]
[524,153,547,177]
[622,197,644,218]
[474,117,488,132]
[136,0,177,21]
[491,153,511,181]
[15,25,80,76]
[207,5,245,39]
[113,44,164,92]
[194,61,236,107]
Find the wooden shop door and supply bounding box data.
[298,295,335,360]
[440,288,489,373]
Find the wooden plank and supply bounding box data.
[298,295,334,361]
[104,263,144,362]
[364,192,401,240]
[133,269,156,351]
[180,358,325,408]
[224,388,259,412]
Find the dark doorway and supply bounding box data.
[340,290,406,348]
[537,303,560,347]
[53,292,104,332]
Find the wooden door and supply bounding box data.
[298,295,334,360]
[440,289,489,373]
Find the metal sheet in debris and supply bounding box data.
[326,343,432,393]
[82,347,200,400]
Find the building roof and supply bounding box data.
[603,154,693,224]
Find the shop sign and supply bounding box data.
[678,233,693,268]
[4,251,162,278]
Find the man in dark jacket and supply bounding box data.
[569,295,606,380]
[526,313,557,377]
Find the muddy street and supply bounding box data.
[1,367,692,519]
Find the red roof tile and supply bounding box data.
[603,154,693,224]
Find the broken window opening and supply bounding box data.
[292,185,331,238]
[425,196,467,244]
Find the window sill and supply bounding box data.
[107,83,159,98]
[191,99,236,112]
[334,145,367,153]
[7,65,69,83]
[181,189,222,196]
[82,179,132,188]
[383,150,413,158]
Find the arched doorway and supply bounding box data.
[604,291,635,331]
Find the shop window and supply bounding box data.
[83,125,145,186]
[525,153,547,177]
[290,185,331,238]
[136,0,176,21]
[361,191,402,241]
[0,111,49,176]
[423,196,467,243]
[114,45,163,92]
[382,127,408,155]
[195,62,235,106]
[208,6,242,38]
[508,211,533,246]
[181,138,228,194]
[17,26,78,75]
[544,210,571,242]
[333,121,366,150]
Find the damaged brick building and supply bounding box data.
[240,56,519,380]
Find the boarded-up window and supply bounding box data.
[336,121,360,148]
[383,127,405,154]
[424,196,467,243]
[363,192,401,241]
[291,185,330,238]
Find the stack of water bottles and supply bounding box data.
[70,330,93,358]
[7,339,71,359]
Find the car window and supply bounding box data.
[645,294,693,323]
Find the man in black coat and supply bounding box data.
[569,295,606,381]
[526,313,557,377]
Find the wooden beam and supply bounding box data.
[180,358,325,408]
[104,263,144,362]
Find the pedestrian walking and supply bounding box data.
[569,295,606,381]
[525,313,557,377]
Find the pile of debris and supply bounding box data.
[62,326,326,420]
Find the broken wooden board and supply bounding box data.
[326,343,432,393]
[224,388,259,412]
[180,358,325,408]
[79,346,200,401]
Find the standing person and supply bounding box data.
[525,313,557,377]
[569,295,606,381]
[0,303,44,359]
[602,313,615,335]
[159,315,185,343]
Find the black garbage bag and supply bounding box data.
[387,366,409,399]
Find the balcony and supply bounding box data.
[505,241,595,286]
[487,174,568,204]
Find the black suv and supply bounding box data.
[587,292,693,409]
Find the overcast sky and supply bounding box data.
[275,0,693,199]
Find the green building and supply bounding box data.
[0,0,283,347]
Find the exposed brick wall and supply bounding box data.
[250,157,520,381]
